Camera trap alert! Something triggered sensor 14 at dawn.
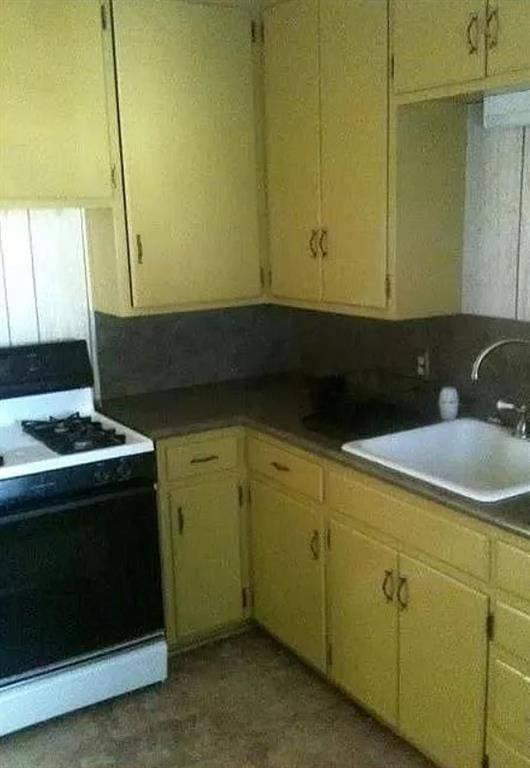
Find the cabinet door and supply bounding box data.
[486,1,530,78]
[169,479,243,638]
[328,519,399,726]
[393,0,486,93]
[399,555,488,768]
[489,657,530,755]
[264,0,322,302]
[320,0,387,308]
[250,480,326,670]
[0,0,111,203]
[113,0,261,309]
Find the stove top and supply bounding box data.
[22,413,127,455]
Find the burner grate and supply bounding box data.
[21,413,126,455]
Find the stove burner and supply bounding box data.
[21,413,126,455]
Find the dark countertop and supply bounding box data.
[100,374,530,541]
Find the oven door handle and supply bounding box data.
[0,484,155,526]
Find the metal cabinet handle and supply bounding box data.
[136,234,143,264]
[309,529,320,560]
[309,228,319,259]
[270,461,290,472]
[319,228,328,258]
[190,454,219,464]
[397,575,409,610]
[177,506,184,535]
[486,6,498,49]
[466,12,480,54]
[382,569,395,602]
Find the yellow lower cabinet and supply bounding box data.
[489,657,530,757]
[169,479,243,639]
[398,555,489,768]
[327,518,399,726]
[250,480,326,671]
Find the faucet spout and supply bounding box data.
[471,338,530,382]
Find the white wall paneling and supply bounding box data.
[517,132,530,320]
[462,104,525,319]
[0,208,92,350]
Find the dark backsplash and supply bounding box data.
[96,306,530,413]
[95,305,301,398]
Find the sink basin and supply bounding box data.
[342,417,530,503]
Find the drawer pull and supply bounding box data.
[309,529,320,560]
[309,228,319,259]
[190,454,219,464]
[466,12,479,55]
[486,6,498,49]
[177,506,184,535]
[270,461,290,472]
[136,234,143,264]
[319,227,328,258]
[382,569,395,603]
[397,575,409,610]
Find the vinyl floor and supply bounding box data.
[0,629,435,768]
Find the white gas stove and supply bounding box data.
[0,341,166,738]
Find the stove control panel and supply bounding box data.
[0,452,155,517]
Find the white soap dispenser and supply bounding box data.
[438,387,459,421]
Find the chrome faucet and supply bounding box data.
[471,338,530,440]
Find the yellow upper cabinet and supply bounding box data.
[264,0,388,310]
[486,1,530,78]
[392,0,486,93]
[264,0,322,302]
[392,0,530,96]
[112,0,261,309]
[320,0,388,308]
[0,0,111,204]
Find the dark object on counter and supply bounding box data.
[304,373,429,441]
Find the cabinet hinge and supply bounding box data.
[242,586,253,610]
[390,53,395,79]
[259,266,265,290]
[110,164,117,189]
[238,484,244,507]
[247,486,252,507]
[486,612,495,641]
[100,3,107,30]
[326,527,331,550]
[326,642,333,669]
[385,273,392,303]
[481,755,490,768]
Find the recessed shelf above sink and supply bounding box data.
[342,418,530,503]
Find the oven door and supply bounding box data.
[0,484,163,686]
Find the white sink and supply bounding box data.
[342,417,530,503]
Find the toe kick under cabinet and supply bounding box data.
[155,427,530,768]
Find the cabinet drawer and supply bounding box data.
[488,734,530,768]
[247,437,323,501]
[327,469,490,581]
[495,541,530,604]
[490,658,530,749]
[164,435,238,481]
[495,603,530,664]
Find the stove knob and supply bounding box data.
[94,466,112,485]
[116,459,133,481]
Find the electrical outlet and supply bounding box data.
[416,349,430,379]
